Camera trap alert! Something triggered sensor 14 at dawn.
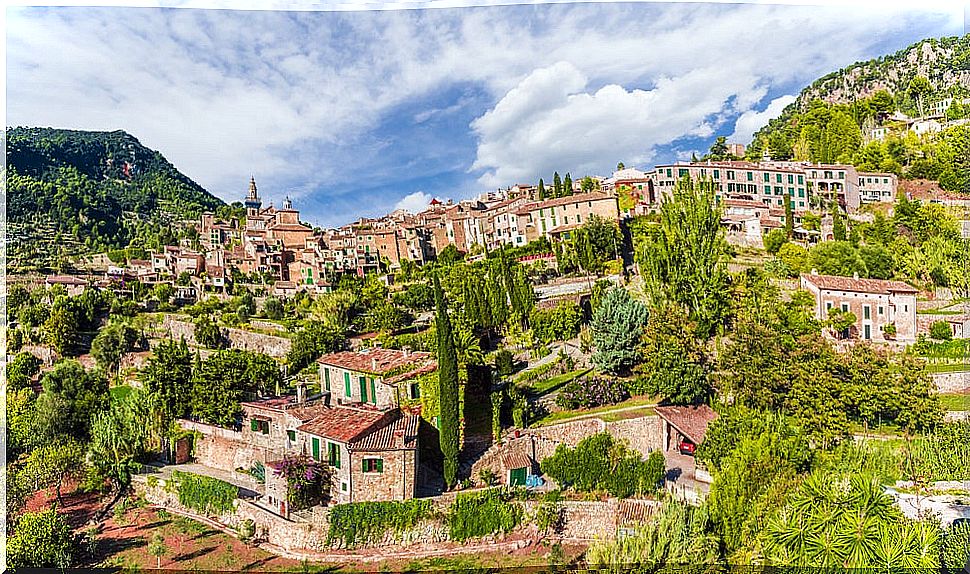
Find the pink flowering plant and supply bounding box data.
[273,455,331,510]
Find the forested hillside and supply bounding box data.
[6,127,224,271]
[746,35,970,193]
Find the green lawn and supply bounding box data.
[940,393,970,411]
[110,385,133,403]
[925,362,970,374]
[532,396,657,427]
[528,368,591,396]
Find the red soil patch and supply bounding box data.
[24,479,103,528]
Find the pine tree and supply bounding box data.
[563,173,573,196]
[553,172,562,197]
[537,178,546,200]
[433,273,460,489]
[784,193,794,238]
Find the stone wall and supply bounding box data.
[526,414,664,459]
[134,474,656,555]
[934,371,970,393]
[159,315,292,358]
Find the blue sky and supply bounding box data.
[6,1,966,228]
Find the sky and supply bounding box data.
[5,1,967,228]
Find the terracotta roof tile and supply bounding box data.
[297,406,395,443]
[654,405,718,445]
[801,273,918,294]
[350,413,419,451]
[317,348,433,376]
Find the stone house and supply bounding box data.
[238,385,420,511]
[800,272,918,343]
[45,275,88,296]
[317,347,436,409]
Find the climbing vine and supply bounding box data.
[171,470,237,515]
[326,499,433,547]
[448,488,524,541]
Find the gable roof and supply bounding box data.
[317,348,433,376]
[349,413,419,451]
[654,405,718,445]
[297,406,396,443]
[801,273,918,294]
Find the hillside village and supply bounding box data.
[6,39,970,573]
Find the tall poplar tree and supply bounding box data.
[784,193,794,238]
[537,178,546,200]
[553,172,562,197]
[563,173,573,196]
[433,272,460,488]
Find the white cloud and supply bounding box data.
[5,3,962,226]
[394,191,433,213]
[729,94,798,145]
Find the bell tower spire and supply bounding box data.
[245,176,262,214]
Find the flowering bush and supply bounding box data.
[273,455,331,511]
[556,376,629,410]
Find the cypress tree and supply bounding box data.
[784,193,794,238]
[537,178,546,200]
[553,172,562,197]
[563,173,573,196]
[433,272,460,489]
[832,202,846,241]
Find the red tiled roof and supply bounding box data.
[297,406,395,443]
[317,348,433,375]
[501,450,532,470]
[654,405,718,445]
[350,413,419,451]
[801,273,918,294]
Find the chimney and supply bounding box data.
[402,346,411,358]
[853,272,859,280]
[811,268,818,275]
[296,382,307,404]
[372,357,378,371]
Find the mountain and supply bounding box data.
[745,35,970,193]
[6,127,225,271]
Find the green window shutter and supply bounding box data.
[344,372,351,397]
[370,379,376,404]
[359,376,368,403]
[251,419,258,432]
[287,430,296,442]
[262,422,269,435]
[312,438,320,461]
[376,458,383,473]
[324,368,331,391]
[362,459,368,472]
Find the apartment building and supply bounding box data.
[650,161,812,210]
[513,192,620,244]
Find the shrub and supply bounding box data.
[494,349,515,377]
[448,488,524,541]
[929,320,953,341]
[529,302,583,344]
[556,376,629,410]
[540,433,665,498]
[326,500,432,547]
[171,470,237,515]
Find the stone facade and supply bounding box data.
[348,448,418,502]
[801,273,919,343]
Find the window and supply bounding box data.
[727,170,735,180]
[344,372,352,397]
[312,437,321,461]
[666,168,672,177]
[776,174,782,183]
[362,458,384,473]
[798,175,804,184]
[863,306,871,320]
[763,173,769,182]
[576,214,582,223]
[287,429,296,442]
[788,174,794,184]
[826,301,833,311]
[764,185,771,195]
[409,382,421,399]
[838,171,844,179]
[747,172,753,181]
[359,376,368,403]
[370,378,377,405]
[864,324,871,340]
[328,442,341,469]
[341,482,348,492]
[878,306,884,315]
[841,303,849,312]
[250,418,270,435]
[324,367,331,391]
[678,168,688,177]
[714,169,720,179]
